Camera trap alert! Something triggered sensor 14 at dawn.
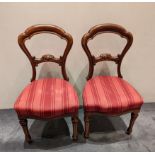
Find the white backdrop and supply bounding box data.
[0,3,155,109]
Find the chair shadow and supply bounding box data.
[38,62,63,79]
[24,117,84,150]
[87,114,131,144]
[73,62,112,107]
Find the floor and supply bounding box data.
[0,103,155,152]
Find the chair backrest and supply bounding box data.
[81,23,133,80]
[18,24,73,82]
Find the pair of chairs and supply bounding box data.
[14,23,143,144]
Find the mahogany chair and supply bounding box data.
[81,23,143,138]
[14,25,79,143]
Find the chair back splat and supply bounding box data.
[81,23,133,80]
[18,25,73,82]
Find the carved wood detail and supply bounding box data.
[81,23,133,80]
[93,53,120,65]
[33,54,61,66]
[81,24,141,138]
[17,25,79,143]
[18,25,73,82]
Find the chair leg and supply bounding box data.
[19,118,32,144]
[126,110,139,135]
[84,112,90,138]
[71,115,78,141]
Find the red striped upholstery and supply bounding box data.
[14,78,79,118]
[83,76,143,114]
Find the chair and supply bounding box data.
[14,25,79,143]
[81,23,143,138]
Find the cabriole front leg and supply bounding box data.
[19,118,32,144]
[126,110,139,135]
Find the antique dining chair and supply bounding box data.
[14,25,79,143]
[81,23,143,138]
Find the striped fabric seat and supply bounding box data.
[14,78,79,118]
[83,76,143,114]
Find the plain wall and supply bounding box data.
[0,2,155,109]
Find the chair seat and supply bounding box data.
[83,76,143,114]
[14,78,79,119]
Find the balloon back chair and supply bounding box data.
[14,25,79,143]
[81,23,143,138]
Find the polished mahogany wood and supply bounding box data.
[19,118,32,143]
[18,24,73,82]
[71,115,79,140]
[17,25,78,143]
[126,110,139,135]
[81,23,140,138]
[81,23,133,80]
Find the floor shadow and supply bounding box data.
[24,117,84,150]
[87,114,131,144]
[41,118,70,138]
[0,106,155,151]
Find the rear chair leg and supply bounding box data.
[71,115,78,141]
[126,110,139,135]
[19,118,32,144]
[84,112,90,138]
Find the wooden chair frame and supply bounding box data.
[17,25,78,143]
[81,23,141,138]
